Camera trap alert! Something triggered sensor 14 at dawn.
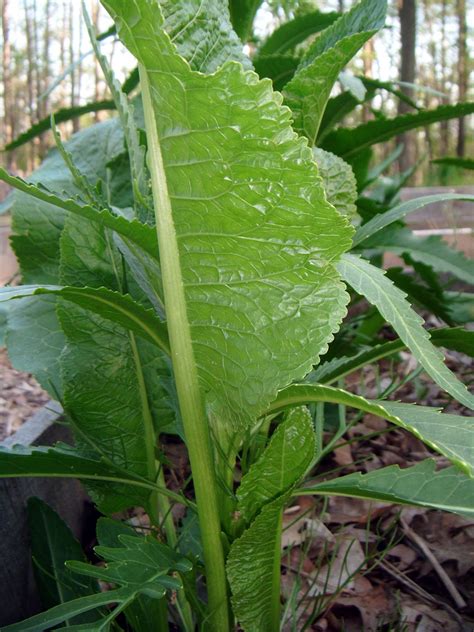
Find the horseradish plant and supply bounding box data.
[1,0,473,630]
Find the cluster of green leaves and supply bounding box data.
[0,0,473,630]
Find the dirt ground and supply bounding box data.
[0,347,49,442]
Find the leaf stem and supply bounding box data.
[139,64,230,632]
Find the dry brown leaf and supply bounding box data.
[330,584,395,632]
[400,598,463,632]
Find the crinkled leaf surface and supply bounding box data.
[268,384,474,475]
[227,496,287,632]
[283,0,386,144]
[238,407,315,523]
[102,0,352,433]
[337,254,474,409]
[313,148,358,223]
[228,407,314,631]
[302,460,474,519]
[5,295,65,397]
[163,0,251,71]
[10,119,126,285]
[0,284,169,353]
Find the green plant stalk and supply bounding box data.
[139,64,230,632]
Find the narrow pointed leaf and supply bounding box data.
[337,254,474,409]
[229,0,264,41]
[1,590,126,632]
[310,327,474,385]
[238,407,315,523]
[300,460,474,518]
[322,102,474,158]
[364,227,474,285]
[284,0,386,143]
[267,384,474,475]
[432,157,474,170]
[102,0,352,432]
[0,444,160,508]
[4,101,116,151]
[258,11,339,56]
[353,193,474,246]
[0,285,169,355]
[0,169,159,259]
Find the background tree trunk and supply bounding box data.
[397,0,417,174]
[456,0,467,157]
[2,0,14,168]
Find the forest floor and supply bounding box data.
[0,311,473,631]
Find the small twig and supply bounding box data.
[377,559,437,604]
[377,560,466,630]
[400,516,467,610]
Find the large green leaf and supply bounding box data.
[258,11,340,56]
[313,148,358,223]
[253,54,300,91]
[0,284,169,354]
[364,227,474,285]
[337,254,474,409]
[5,295,65,397]
[353,193,474,246]
[27,498,97,617]
[227,496,285,632]
[102,0,352,434]
[310,327,474,385]
[267,384,474,476]
[300,460,474,519]
[229,0,264,41]
[283,0,386,144]
[58,301,160,512]
[163,0,251,71]
[238,407,315,524]
[227,407,314,631]
[3,535,192,632]
[322,103,474,159]
[8,119,126,285]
